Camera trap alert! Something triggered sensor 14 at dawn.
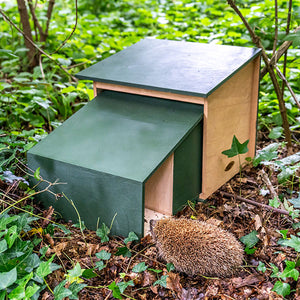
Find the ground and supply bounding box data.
[2,137,300,300]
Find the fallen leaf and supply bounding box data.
[232,274,264,288]
[142,270,156,287]
[206,218,222,227]
[166,272,182,293]
[42,206,54,227]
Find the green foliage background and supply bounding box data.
[0,0,299,172]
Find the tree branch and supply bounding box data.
[44,0,55,42]
[221,191,290,216]
[0,8,77,82]
[16,0,37,67]
[275,65,300,109]
[227,0,292,149]
[52,0,77,53]
[27,0,45,40]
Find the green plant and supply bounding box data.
[240,230,260,254]
[0,211,61,299]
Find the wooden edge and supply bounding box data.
[93,82,97,97]
[200,99,209,199]
[144,154,174,215]
[248,56,261,157]
[94,82,205,104]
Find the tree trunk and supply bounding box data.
[16,0,38,67]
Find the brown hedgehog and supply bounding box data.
[150,218,244,277]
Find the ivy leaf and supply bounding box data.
[0,267,17,290]
[25,282,40,299]
[8,272,33,300]
[222,135,249,158]
[257,261,266,273]
[115,246,131,258]
[132,262,148,273]
[53,280,72,300]
[95,250,111,260]
[108,281,122,299]
[272,281,291,297]
[279,261,299,281]
[66,262,84,284]
[0,239,7,254]
[117,280,134,294]
[269,197,281,208]
[148,268,162,274]
[289,193,300,208]
[82,269,98,279]
[166,263,175,272]
[96,223,110,243]
[68,282,87,300]
[278,235,300,252]
[124,232,139,245]
[36,254,58,278]
[240,230,259,249]
[5,225,18,248]
[268,127,283,139]
[95,261,106,271]
[153,275,168,288]
[34,167,41,181]
[253,143,279,167]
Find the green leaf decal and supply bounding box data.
[222,135,249,158]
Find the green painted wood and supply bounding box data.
[173,122,202,213]
[76,39,261,98]
[29,91,203,183]
[27,154,144,236]
[28,91,204,236]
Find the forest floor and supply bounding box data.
[2,135,300,300]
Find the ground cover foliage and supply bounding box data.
[0,0,300,299]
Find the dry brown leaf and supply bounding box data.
[254,215,262,231]
[204,284,219,297]
[142,270,156,287]
[150,285,158,294]
[206,218,222,227]
[47,241,68,256]
[42,206,54,227]
[166,272,182,293]
[231,274,263,288]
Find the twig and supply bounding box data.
[221,191,290,216]
[275,65,300,109]
[51,0,77,54]
[260,26,300,78]
[227,0,292,149]
[0,8,77,82]
[258,169,284,209]
[272,0,278,55]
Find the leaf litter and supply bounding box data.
[1,142,300,299]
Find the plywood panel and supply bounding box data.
[200,61,259,198]
[145,154,174,215]
[94,82,205,105]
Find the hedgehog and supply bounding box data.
[150,218,244,277]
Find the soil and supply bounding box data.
[2,139,300,300]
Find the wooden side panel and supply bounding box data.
[94,82,205,105]
[248,56,260,157]
[200,60,259,199]
[144,154,174,215]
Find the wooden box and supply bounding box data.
[28,39,261,237]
